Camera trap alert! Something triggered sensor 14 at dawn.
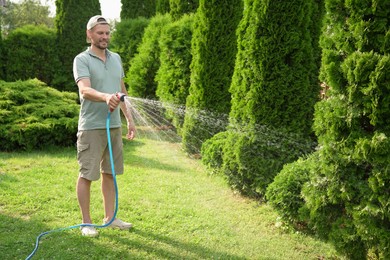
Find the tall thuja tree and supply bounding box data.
[0,13,4,80]
[121,0,156,19]
[169,0,199,20]
[181,0,243,155]
[55,0,101,92]
[155,14,194,133]
[202,0,322,198]
[125,14,171,98]
[300,0,390,258]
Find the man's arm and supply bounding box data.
[119,80,136,140]
[77,78,120,112]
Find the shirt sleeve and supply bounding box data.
[73,54,90,83]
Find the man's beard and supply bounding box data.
[94,41,108,50]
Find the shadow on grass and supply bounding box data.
[1,212,244,260]
[105,228,246,260]
[0,213,121,260]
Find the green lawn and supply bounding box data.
[0,130,343,259]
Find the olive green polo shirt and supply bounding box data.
[73,47,125,130]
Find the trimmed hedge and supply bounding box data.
[3,25,60,86]
[0,79,79,151]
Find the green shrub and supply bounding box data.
[121,0,156,19]
[169,0,199,20]
[3,25,60,86]
[110,17,150,75]
[208,0,323,198]
[181,0,243,155]
[0,79,79,151]
[301,0,390,257]
[222,126,314,198]
[266,153,321,226]
[201,131,229,173]
[155,14,194,132]
[126,14,172,99]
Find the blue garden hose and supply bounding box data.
[26,111,119,259]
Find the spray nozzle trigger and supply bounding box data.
[116,92,127,102]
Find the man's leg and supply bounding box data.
[76,176,92,224]
[101,172,115,222]
[101,172,132,229]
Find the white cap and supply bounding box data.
[87,15,108,30]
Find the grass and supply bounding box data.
[0,129,343,260]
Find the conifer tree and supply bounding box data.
[300,0,390,258]
[121,0,156,19]
[55,0,101,91]
[202,0,323,198]
[181,0,243,155]
[156,0,170,14]
[169,0,198,20]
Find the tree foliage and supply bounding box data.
[121,0,156,19]
[55,0,101,91]
[181,0,243,155]
[202,0,323,197]
[125,14,171,99]
[156,0,170,14]
[3,24,60,86]
[265,0,390,258]
[300,0,390,257]
[110,17,150,76]
[155,14,194,132]
[169,0,199,20]
[1,0,54,37]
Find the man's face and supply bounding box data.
[87,24,111,50]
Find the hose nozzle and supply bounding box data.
[116,92,127,102]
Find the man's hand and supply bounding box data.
[126,121,136,140]
[105,94,120,112]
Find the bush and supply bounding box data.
[155,14,194,132]
[181,0,243,154]
[126,14,172,99]
[0,79,79,151]
[3,25,60,87]
[110,17,150,75]
[266,153,321,226]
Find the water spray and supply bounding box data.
[26,95,126,259]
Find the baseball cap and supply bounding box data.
[87,15,109,30]
[86,15,109,43]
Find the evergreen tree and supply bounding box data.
[55,0,101,91]
[169,0,199,20]
[156,0,170,14]
[202,0,323,198]
[0,7,4,80]
[121,0,156,19]
[155,14,194,132]
[125,14,171,98]
[110,17,150,76]
[300,0,390,258]
[181,0,243,155]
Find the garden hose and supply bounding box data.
[26,111,119,260]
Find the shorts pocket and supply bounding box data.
[77,143,91,172]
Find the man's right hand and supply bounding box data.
[105,94,120,112]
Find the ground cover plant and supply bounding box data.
[0,131,343,259]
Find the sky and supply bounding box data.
[9,0,122,21]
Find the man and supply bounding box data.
[73,15,136,237]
